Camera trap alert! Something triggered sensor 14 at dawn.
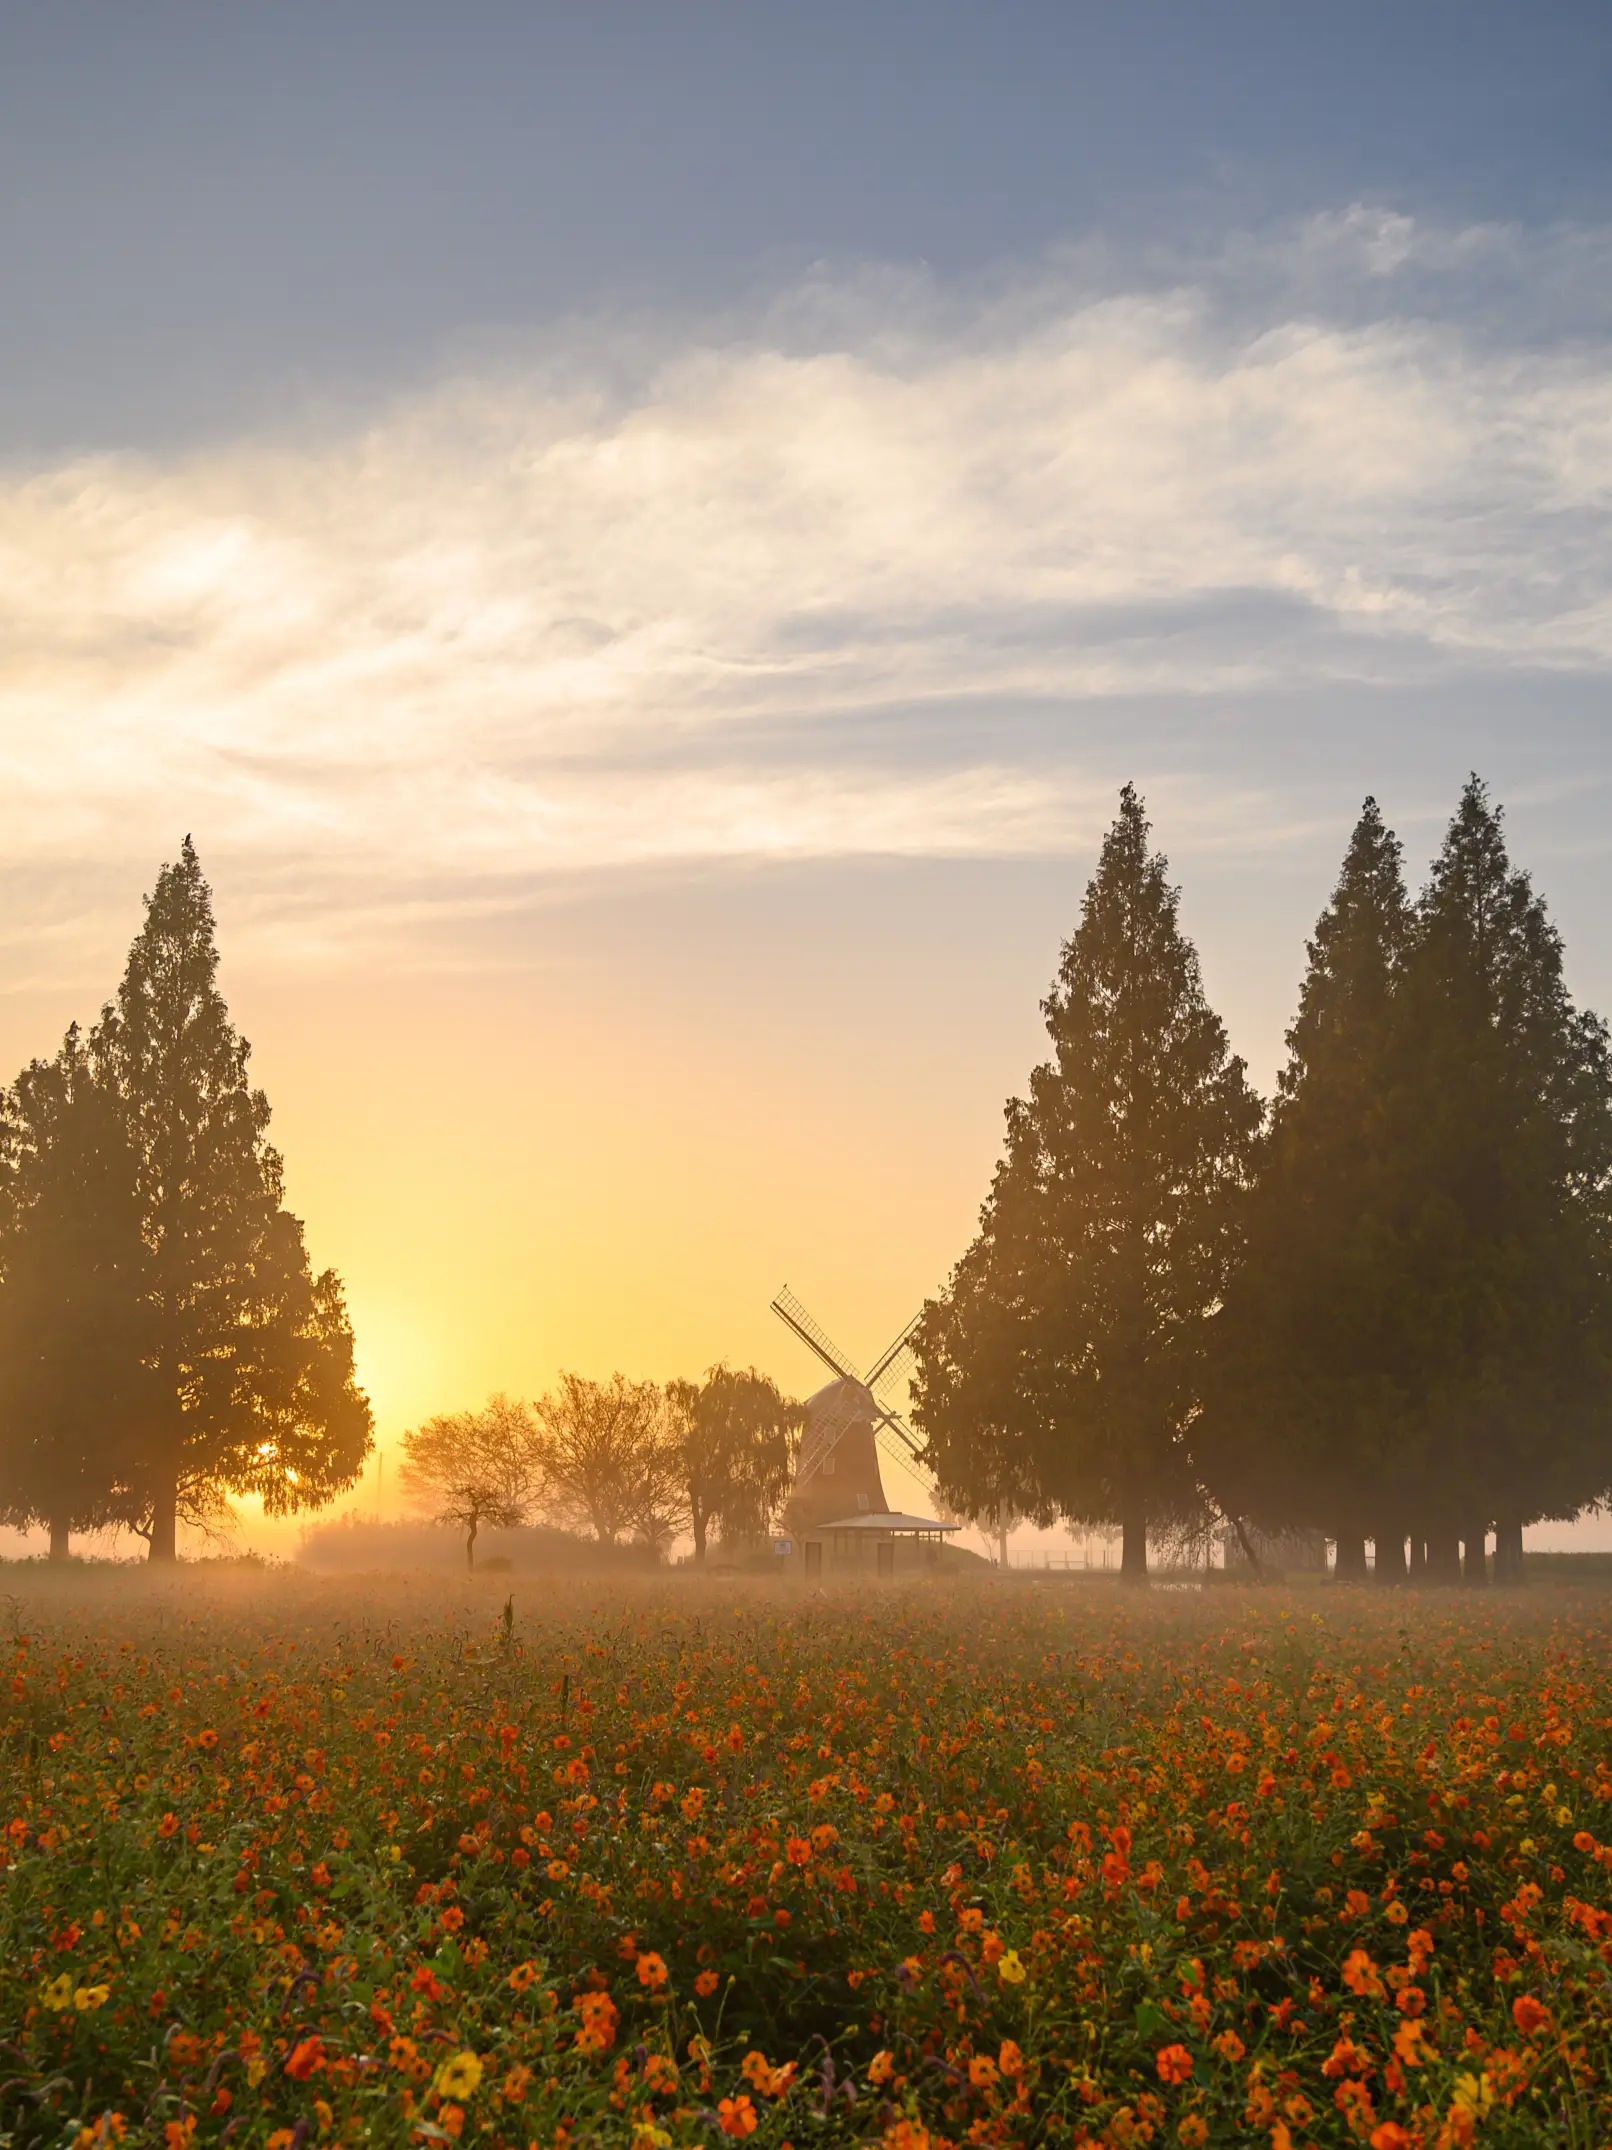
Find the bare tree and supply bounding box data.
[398,1393,540,1570]
[534,1374,680,1549]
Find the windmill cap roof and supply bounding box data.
[806,1375,876,1412]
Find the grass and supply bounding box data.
[1,1567,1609,2147]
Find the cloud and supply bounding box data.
[1,205,1610,968]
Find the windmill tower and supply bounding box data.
[770,1287,933,1532]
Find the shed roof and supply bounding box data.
[815,1512,961,1534]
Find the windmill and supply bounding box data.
[770,1286,936,1532]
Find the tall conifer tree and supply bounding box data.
[0,1027,152,1556]
[1197,800,1412,1574]
[912,786,1262,1581]
[1383,778,1612,1580]
[94,839,373,1558]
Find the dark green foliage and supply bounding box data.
[1202,779,1612,1578]
[1196,799,1413,1551]
[1379,778,1612,1547]
[88,839,373,1557]
[912,785,1262,1580]
[0,1027,154,1553]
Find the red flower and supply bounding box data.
[285,2036,325,2081]
[1155,2044,1193,2086]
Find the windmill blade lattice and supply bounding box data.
[771,1286,935,1492]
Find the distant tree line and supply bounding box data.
[0,842,373,1559]
[397,1367,803,1569]
[913,778,1612,1585]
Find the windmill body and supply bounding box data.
[786,1376,892,1533]
[770,1287,960,1571]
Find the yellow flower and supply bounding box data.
[74,1984,111,2012]
[433,2051,484,2102]
[996,1949,1027,1985]
[40,1974,74,2012]
[1452,2072,1496,2118]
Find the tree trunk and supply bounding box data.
[692,1507,708,1567]
[466,1513,478,1573]
[1408,1535,1427,1582]
[1372,1529,1406,1584]
[1425,1528,1461,1585]
[1461,1526,1488,1588]
[1493,1517,1525,1586]
[148,1474,179,1563]
[1333,1533,1367,1582]
[1120,1506,1148,1586]
[48,1517,70,1563]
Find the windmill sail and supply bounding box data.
[771,1287,860,1384]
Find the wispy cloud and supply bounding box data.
[3,207,1610,967]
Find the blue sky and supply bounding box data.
[4,3,1611,451]
[2,4,1611,1545]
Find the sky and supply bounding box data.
[3,2,1612,1553]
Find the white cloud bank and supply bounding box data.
[2,207,1611,958]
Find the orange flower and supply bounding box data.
[1177,2117,1209,2148]
[968,2055,998,2088]
[785,1836,811,1866]
[284,2037,325,2081]
[636,1952,669,1992]
[155,1814,178,1841]
[1155,2045,1193,2086]
[1212,2030,1245,2063]
[572,1990,618,2056]
[1322,2037,1372,2080]
[694,1969,720,1997]
[868,2051,896,2086]
[1392,2020,1430,2068]
[508,1960,540,1993]
[998,2040,1024,2078]
[717,2095,758,2138]
[1343,1949,1385,1999]
[1511,1995,1549,2037]
[1368,2126,1411,2150]
[1334,2079,1376,2133]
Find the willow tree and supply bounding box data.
[95,840,372,1558]
[665,1365,802,1564]
[913,785,1261,1582]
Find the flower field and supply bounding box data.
[2,1573,1611,2150]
